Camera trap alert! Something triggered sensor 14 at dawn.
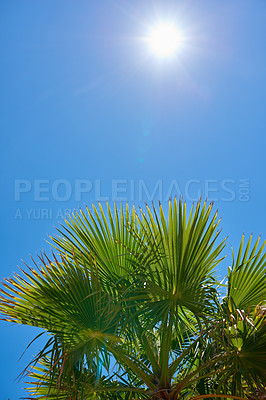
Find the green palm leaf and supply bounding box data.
[227,234,266,311]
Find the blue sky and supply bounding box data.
[1,1,266,398]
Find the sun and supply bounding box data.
[148,23,183,57]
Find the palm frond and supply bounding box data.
[227,234,266,311]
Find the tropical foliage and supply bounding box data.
[1,200,265,400]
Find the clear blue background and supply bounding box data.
[1,1,266,398]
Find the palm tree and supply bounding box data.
[0,199,265,399]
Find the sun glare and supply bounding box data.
[148,23,182,57]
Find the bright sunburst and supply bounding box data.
[148,23,183,57]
